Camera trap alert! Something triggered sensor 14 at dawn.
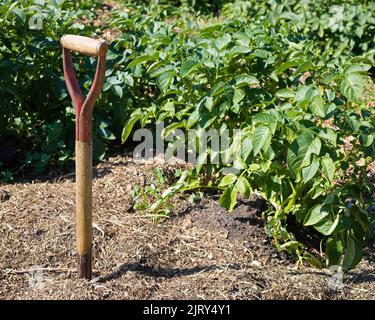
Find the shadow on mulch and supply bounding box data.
[287,262,375,285]
[349,272,375,284]
[99,262,242,282]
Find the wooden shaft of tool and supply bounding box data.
[76,140,93,279]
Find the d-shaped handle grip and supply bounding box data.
[61,35,108,57]
[61,35,108,141]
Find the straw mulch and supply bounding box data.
[0,155,374,300]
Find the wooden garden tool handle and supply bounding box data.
[62,35,108,141]
[61,35,108,57]
[61,35,108,280]
[75,140,93,279]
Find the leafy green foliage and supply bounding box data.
[0,0,110,178]
[130,167,183,221]
[222,0,375,63]
[112,3,374,270]
[1,0,374,271]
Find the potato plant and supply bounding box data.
[0,0,374,270]
[118,9,374,269]
[0,0,102,179]
[222,0,375,63]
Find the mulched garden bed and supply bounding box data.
[0,155,374,300]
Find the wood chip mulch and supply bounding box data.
[0,155,374,300]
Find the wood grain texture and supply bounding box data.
[75,141,93,256]
[61,35,108,57]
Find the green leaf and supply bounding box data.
[302,155,319,182]
[157,72,174,93]
[198,112,217,129]
[319,128,337,147]
[12,8,26,23]
[303,204,330,226]
[252,126,271,156]
[322,72,337,84]
[344,64,371,74]
[325,89,335,102]
[180,59,199,77]
[203,96,214,112]
[219,187,237,212]
[233,88,245,105]
[295,60,313,75]
[214,34,232,50]
[211,82,226,96]
[124,75,134,86]
[113,85,123,98]
[253,49,270,59]
[219,174,237,187]
[280,241,301,251]
[253,112,277,125]
[196,148,208,166]
[186,108,200,128]
[150,64,175,78]
[303,252,322,268]
[127,55,151,68]
[202,57,216,68]
[231,45,251,54]
[235,176,251,197]
[231,74,259,88]
[108,76,122,85]
[276,59,301,75]
[161,121,186,139]
[241,135,253,160]
[121,114,142,143]
[313,214,340,236]
[309,95,326,117]
[321,156,335,183]
[342,235,363,270]
[361,133,374,147]
[326,236,344,266]
[339,72,364,102]
[276,88,295,99]
[93,138,106,161]
[278,11,299,21]
[98,127,116,140]
[353,207,370,233]
[295,85,316,104]
[323,189,341,205]
[287,133,321,177]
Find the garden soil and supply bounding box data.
[0,155,374,300]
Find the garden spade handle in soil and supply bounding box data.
[61,35,108,279]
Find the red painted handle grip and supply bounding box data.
[61,35,108,141]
